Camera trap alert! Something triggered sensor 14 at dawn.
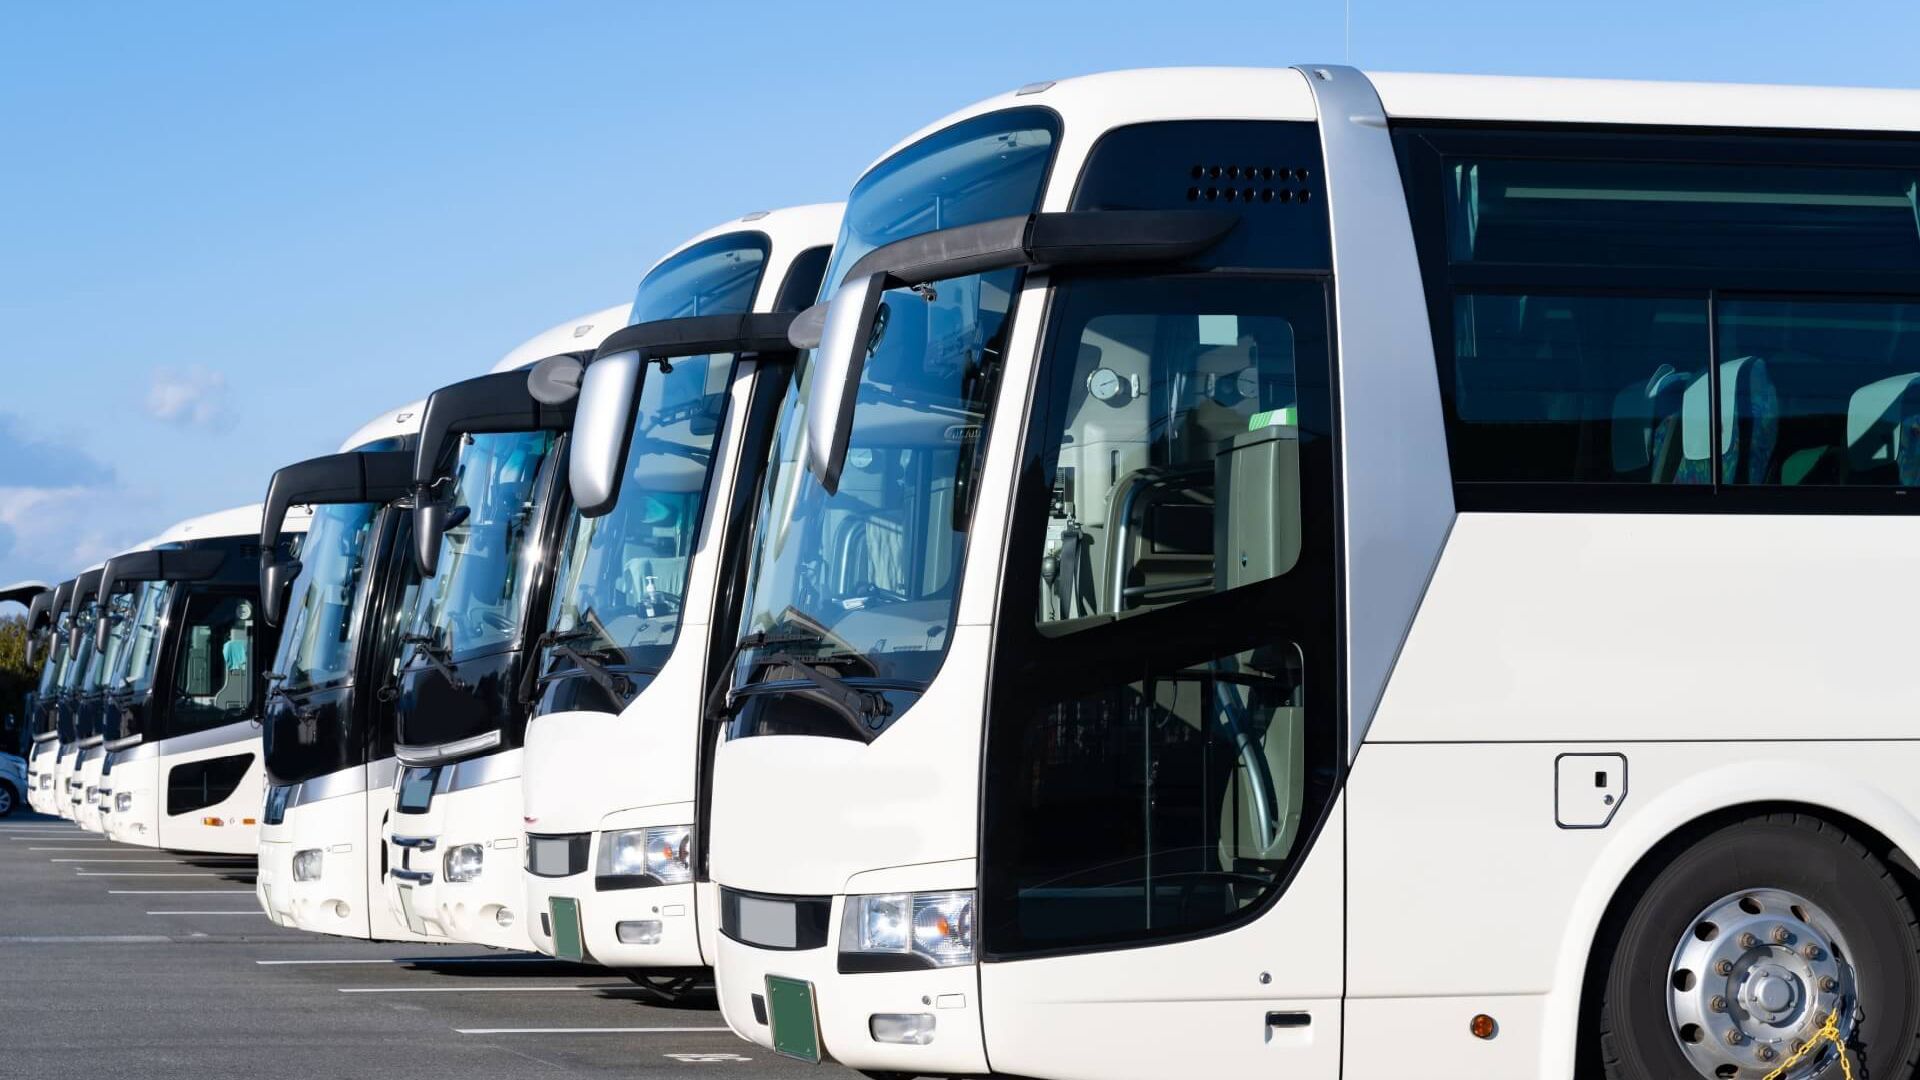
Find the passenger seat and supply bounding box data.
[1654,356,1778,485]
[1612,364,1691,480]
[1845,372,1920,485]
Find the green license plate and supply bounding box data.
[765,975,821,1063]
[549,896,584,962]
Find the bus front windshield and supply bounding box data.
[37,621,67,696]
[115,580,173,695]
[275,502,379,691]
[729,108,1057,738]
[95,591,138,689]
[539,233,769,702]
[407,430,556,660]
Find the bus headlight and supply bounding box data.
[291,848,324,882]
[443,843,484,883]
[843,890,975,968]
[115,792,132,813]
[597,825,692,887]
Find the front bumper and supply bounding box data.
[523,869,705,968]
[382,784,533,951]
[257,836,297,927]
[715,905,987,1074]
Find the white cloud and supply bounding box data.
[146,365,235,430]
[0,485,156,582]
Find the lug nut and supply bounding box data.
[1756,1044,1777,1062]
[1820,976,1839,993]
[1739,932,1760,949]
[1791,1039,1807,1054]
[1710,996,1729,1013]
[1802,944,1821,961]
[1725,1028,1744,1046]
[1771,925,1792,944]
[1716,960,1736,976]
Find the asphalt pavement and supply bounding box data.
[0,810,853,1080]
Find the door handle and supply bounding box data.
[1266,1011,1311,1029]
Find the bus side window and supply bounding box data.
[171,595,257,734]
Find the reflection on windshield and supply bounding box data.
[66,606,97,693]
[408,430,556,658]
[275,503,378,690]
[733,108,1057,700]
[113,581,173,693]
[37,621,67,695]
[545,352,730,666]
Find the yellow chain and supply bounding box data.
[1759,1009,1853,1080]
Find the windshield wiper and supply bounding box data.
[262,671,315,723]
[700,629,836,721]
[402,634,466,690]
[741,649,894,735]
[518,627,643,707]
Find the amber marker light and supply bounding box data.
[1470,1014,1499,1040]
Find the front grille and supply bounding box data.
[719,887,831,951]
[526,833,590,878]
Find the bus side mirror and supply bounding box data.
[568,351,648,519]
[412,503,468,578]
[804,272,886,495]
[260,557,303,629]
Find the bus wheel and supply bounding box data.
[1597,813,1920,1079]
[0,780,15,817]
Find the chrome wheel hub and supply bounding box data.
[1668,888,1855,1078]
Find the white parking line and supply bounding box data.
[455,1026,731,1035]
[145,910,267,916]
[52,858,187,863]
[75,872,221,877]
[338,985,629,994]
[256,956,551,966]
[0,934,172,944]
[110,890,256,895]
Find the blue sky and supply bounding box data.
[1,0,1916,589]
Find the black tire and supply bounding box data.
[0,780,15,818]
[1598,813,1920,1079]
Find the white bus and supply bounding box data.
[30,578,76,817]
[256,400,435,940]
[57,564,106,823]
[15,583,55,814]
[99,503,309,853]
[378,307,623,950]
[705,67,1920,1079]
[518,205,838,992]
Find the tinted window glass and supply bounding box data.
[274,503,378,690]
[117,582,173,694]
[1717,299,1920,485]
[407,430,556,658]
[166,752,252,816]
[982,274,1340,956]
[1447,157,1920,272]
[729,108,1056,740]
[1032,276,1327,624]
[169,593,258,736]
[1449,294,1711,483]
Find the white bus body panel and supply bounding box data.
[149,721,265,854]
[75,746,106,832]
[261,759,433,941]
[380,748,533,951]
[52,744,78,821]
[337,398,428,453]
[26,739,55,815]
